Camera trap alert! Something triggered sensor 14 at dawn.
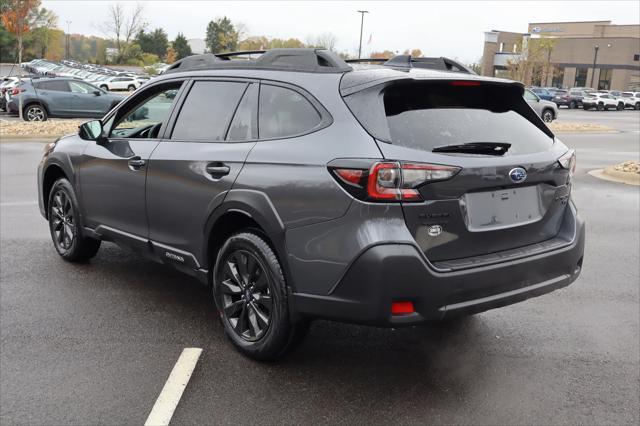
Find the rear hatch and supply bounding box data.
[343,77,574,264]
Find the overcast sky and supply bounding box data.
[42,0,640,63]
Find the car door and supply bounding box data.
[34,80,73,116]
[68,80,111,116]
[78,81,186,248]
[146,79,258,266]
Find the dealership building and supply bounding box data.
[481,21,640,90]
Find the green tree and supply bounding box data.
[135,27,167,57]
[173,32,191,59]
[0,20,17,62]
[205,16,237,53]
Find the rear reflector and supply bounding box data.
[391,301,414,315]
[450,81,481,87]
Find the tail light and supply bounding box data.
[330,160,460,202]
[558,149,576,177]
[10,88,24,96]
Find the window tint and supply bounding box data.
[172,81,247,142]
[110,84,182,139]
[259,84,321,139]
[36,80,70,92]
[227,83,258,141]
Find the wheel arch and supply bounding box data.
[24,100,50,115]
[203,190,293,290]
[41,162,70,219]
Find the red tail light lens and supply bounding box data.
[10,88,24,96]
[391,301,414,315]
[450,80,481,87]
[330,160,460,202]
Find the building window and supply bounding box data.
[499,42,504,52]
[598,68,612,90]
[574,68,588,87]
[634,54,639,61]
[551,67,565,88]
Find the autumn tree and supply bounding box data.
[205,16,237,53]
[403,48,422,57]
[370,50,395,59]
[165,45,176,64]
[1,0,41,119]
[506,36,557,85]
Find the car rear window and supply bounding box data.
[35,80,70,92]
[344,80,554,155]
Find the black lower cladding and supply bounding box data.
[292,203,585,326]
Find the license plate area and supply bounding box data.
[462,185,544,232]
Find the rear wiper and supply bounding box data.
[432,142,511,156]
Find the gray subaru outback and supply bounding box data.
[37,49,585,360]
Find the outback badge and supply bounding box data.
[427,225,443,237]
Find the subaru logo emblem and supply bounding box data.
[427,225,443,237]
[509,167,527,183]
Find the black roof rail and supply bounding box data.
[164,48,352,74]
[345,55,476,75]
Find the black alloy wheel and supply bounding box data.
[542,109,554,122]
[50,189,75,252]
[219,250,272,342]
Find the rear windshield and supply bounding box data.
[344,81,554,155]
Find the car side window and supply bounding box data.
[227,83,258,141]
[259,84,321,139]
[110,83,183,139]
[171,81,247,142]
[523,90,538,101]
[69,81,95,94]
[38,80,70,92]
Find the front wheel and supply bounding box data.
[569,101,577,109]
[213,231,308,360]
[127,85,136,92]
[542,109,554,122]
[99,85,108,91]
[597,103,604,111]
[48,178,101,262]
[616,103,624,111]
[635,102,640,110]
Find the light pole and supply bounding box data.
[65,21,72,60]
[357,10,369,59]
[589,43,611,89]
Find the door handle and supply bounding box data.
[128,157,146,169]
[205,163,230,178]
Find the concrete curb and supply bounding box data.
[588,169,640,186]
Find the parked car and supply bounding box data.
[37,49,584,360]
[7,78,124,121]
[529,87,554,101]
[620,92,640,109]
[0,76,21,111]
[96,76,140,91]
[581,93,618,110]
[524,88,558,122]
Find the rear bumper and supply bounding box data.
[293,203,585,326]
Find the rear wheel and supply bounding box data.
[616,103,624,111]
[99,85,108,91]
[48,178,101,262]
[24,104,47,121]
[569,100,577,109]
[127,85,136,92]
[213,231,308,360]
[635,102,640,110]
[541,109,554,123]
[597,103,604,111]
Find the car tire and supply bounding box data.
[541,109,554,123]
[24,104,47,122]
[569,101,577,109]
[616,103,624,111]
[99,85,108,91]
[635,102,640,110]
[597,103,604,111]
[48,178,101,262]
[213,231,308,361]
[127,85,136,92]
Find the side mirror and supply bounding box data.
[93,90,101,96]
[79,120,106,144]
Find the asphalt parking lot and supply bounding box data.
[1,110,639,425]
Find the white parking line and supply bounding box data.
[0,201,38,207]
[145,347,203,426]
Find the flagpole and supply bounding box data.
[357,10,369,59]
